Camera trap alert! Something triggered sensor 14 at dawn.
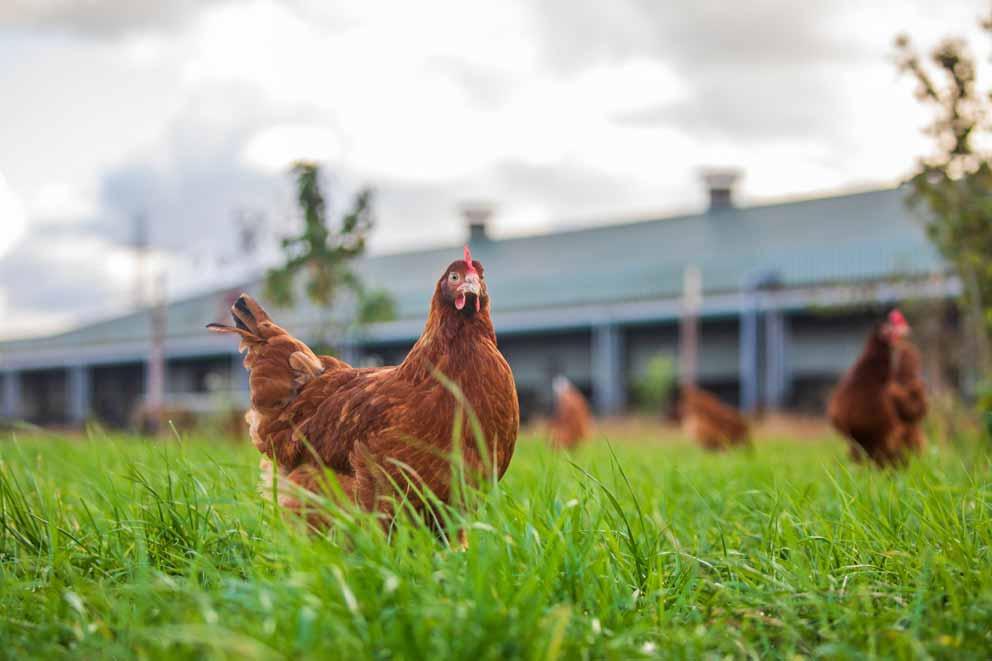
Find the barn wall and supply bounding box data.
[626,319,743,405]
[3,306,933,427]
[503,331,592,420]
[788,314,876,377]
[168,356,234,394]
[20,369,69,425]
[91,363,144,427]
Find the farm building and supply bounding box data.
[0,178,954,427]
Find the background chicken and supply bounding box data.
[208,246,519,526]
[548,375,592,450]
[680,386,751,451]
[828,309,926,466]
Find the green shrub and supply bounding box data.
[631,353,676,415]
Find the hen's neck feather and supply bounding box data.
[398,286,498,382]
[851,331,893,380]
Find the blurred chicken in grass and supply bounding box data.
[548,375,592,450]
[829,309,928,466]
[679,386,751,451]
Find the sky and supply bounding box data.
[0,0,988,339]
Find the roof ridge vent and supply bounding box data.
[701,168,742,212]
[460,201,494,244]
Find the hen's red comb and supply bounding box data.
[463,245,477,275]
[888,308,908,329]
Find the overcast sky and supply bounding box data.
[0,0,988,339]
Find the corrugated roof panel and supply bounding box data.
[0,187,947,356]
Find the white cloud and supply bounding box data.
[2,0,990,336]
[0,172,27,258]
[0,0,224,37]
[28,182,98,224]
[0,232,132,338]
[241,123,346,173]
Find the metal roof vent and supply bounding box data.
[701,168,742,212]
[460,202,494,244]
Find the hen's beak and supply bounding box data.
[455,274,482,311]
[882,322,910,341]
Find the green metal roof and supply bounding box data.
[0,186,946,358]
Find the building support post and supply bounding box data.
[67,365,91,426]
[593,322,626,416]
[679,265,702,388]
[2,371,22,420]
[741,270,784,413]
[739,293,760,414]
[763,310,790,410]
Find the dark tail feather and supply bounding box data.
[206,322,248,336]
[232,295,259,332]
[207,294,271,338]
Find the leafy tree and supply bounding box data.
[265,162,396,346]
[356,289,399,324]
[631,353,676,416]
[895,18,992,374]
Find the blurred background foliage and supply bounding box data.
[631,353,676,416]
[264,161,396,353]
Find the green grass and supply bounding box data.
[0,431,990,660]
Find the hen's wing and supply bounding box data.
[887,381,927,424]
[208,294,349,466]
[888,342,927,424]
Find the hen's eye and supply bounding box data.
[448,272,460,282]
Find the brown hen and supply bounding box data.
[208,246,519,527]
[828,309,926,466]
[680,386,751,451]
[548,376,592,450]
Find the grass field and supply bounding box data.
[1,430,990,659]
